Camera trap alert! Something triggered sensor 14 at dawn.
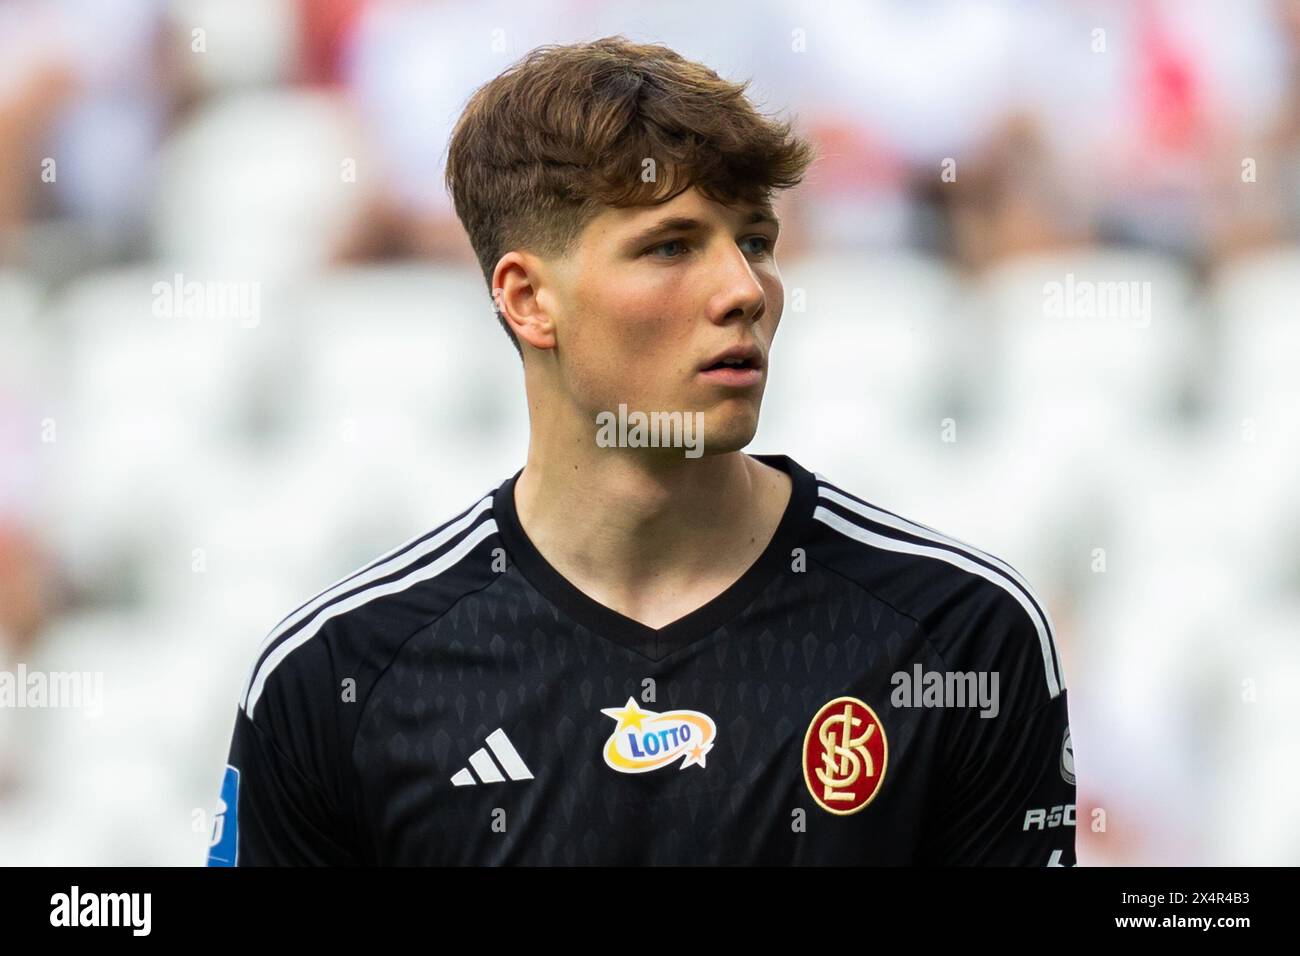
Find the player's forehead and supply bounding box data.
[576,187,778,254]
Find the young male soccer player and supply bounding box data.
[208,37,1076,866]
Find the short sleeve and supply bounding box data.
[207,707,359,866]
[927,689,1077,865]
[920,576,1077,866]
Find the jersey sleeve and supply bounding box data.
[929,690,1077,865]
[923,584,1077,866]
[207,706,360,866]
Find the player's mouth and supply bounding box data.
[698,344,764,387]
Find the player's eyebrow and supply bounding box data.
[623,206,781,250]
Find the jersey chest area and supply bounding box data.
[352,592,947,864]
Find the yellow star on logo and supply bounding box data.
[599,697,650,733]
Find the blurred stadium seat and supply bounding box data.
[151,91,373,277]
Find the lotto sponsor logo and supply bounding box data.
[600,698,716,773]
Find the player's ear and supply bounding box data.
[492,251,557,352]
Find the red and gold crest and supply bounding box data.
[802,696,888,815]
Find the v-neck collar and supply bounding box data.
[492,453,817,660]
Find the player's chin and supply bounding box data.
[691,406,761,457]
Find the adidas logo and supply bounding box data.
[450,728,534,786]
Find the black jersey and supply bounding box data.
[206,454,1076,866]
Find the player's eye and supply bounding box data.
[644,238,690,259]
[643,235,774,260]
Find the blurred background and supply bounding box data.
[1,0,1298,866]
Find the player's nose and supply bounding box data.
[706,243,766,326]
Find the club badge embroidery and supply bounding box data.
[803,696,888,815]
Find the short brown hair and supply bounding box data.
[444,35,816,356]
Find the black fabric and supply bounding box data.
[210,454,1077,865]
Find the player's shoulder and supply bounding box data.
[805,466,1065,702]
[237,483,504,724]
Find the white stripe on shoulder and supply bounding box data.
[261,495,488,636]
[244,515,497,719]
[816,476,1063,691]
[239,494,494,712]
[813,503,1063,699]
[817,476,1052,623]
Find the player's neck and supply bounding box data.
[512,445,792,630]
